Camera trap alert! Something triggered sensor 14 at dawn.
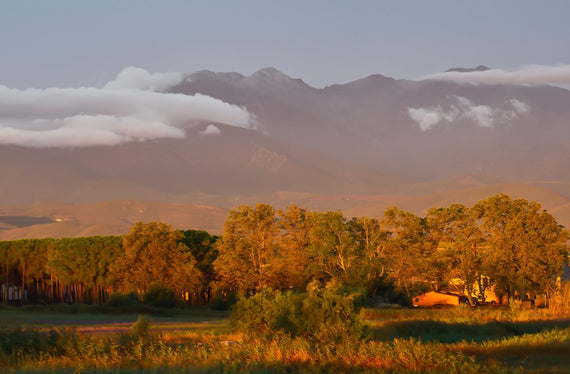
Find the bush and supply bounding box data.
[230,288,295,335]
[143,283,177,308]
[0,328,61,356]
[230,282,366,342]
[130,314,150,338]
[106,291,141,307]
[210,292,238,311]
[299,281,367,342]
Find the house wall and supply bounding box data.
[413,291,460,307]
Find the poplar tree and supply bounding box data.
[213,204,279,293]
[427,204,482,304]
[382,207,431,297]
[276,204,311,289]
[307,211,361,286]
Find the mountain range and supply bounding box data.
[1,67,570,239]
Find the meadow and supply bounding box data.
[1,304,569,373]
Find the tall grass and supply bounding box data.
[0,328,487,373]
[1,305,569,373]
[360,302,567,324]
[548,283,570,318]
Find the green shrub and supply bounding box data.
[299,281,367,342]
[230,282,366,342]
[230,288,296,335]
[210,292,238,311]
[130,314,150,338]
[143,283,177,308]
[106,291,141,307]
[0,328,61,356]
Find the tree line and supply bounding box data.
[0,194,568,306]
[0,227,216,305]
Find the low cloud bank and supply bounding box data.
[421,64,570,85]
[408,97,529,131]
[0,67,253,147]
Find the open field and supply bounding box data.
[1,305,569,373]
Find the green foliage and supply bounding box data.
[118,221,202,299]
[0,327,61,356]
[299,281,367,342]
[382,207,432,297]
[473,194,569,299]
[1,308,570,373]
[143,283,177,308]
[106,291,141,307]
[210,292,238,311]
[1,195,568,314]
[179,229,219,277]
[230,282,366,342]
[213,203,280,293]
[130,314,150,338]
[307,211,363,287]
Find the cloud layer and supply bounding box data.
[421,64,570,85]
[408,97,529,131]
[0,67,252,147]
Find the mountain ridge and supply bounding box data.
[2,66,570,238]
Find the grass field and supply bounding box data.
[1,304,569,373]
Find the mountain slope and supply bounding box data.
[2,67,570,239]
[171,67,570,181]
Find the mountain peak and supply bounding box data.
[251,67,290,78]
[445,65,490,73]
[187,70,245,82]
[247,67,310,88]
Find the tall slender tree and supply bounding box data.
[382,207,431,297]
[276,204,311,289]
[427,204,482,304]
[213,204,279,293]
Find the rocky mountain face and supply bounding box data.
[2,67,570,238]
[172,67,570,181]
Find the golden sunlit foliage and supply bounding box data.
[0,194,568,307]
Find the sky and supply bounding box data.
[1,1,570,89]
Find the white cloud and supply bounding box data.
[0,67,253,147]
[104,67,184,92]
[201,124,221,135]
[462,104,496,128]
[509,99,530,114]
[421,64,570,85]
[408,107,451,131]
[408,96,530,131]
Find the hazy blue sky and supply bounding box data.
[1,1,569,88]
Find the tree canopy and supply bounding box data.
[1,194,567,307]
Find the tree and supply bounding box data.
[307,211,362,287]
[117,221,202,300]
[276,204,311,290]
[427,204,482,305]
[472,194,569,300]
[213,204,279,293]
[348,216,389,297]
[382,207,431,297]
[180,230,219,303]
